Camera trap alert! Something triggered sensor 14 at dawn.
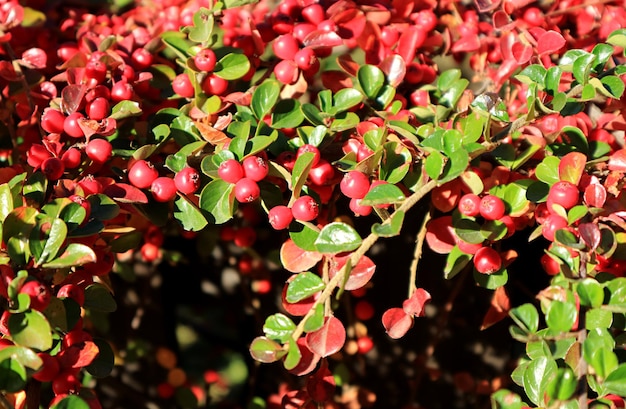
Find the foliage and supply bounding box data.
[0,0,626,408]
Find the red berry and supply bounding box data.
[131,47,154,71]
[86,97,110,121]
[272,34,299,61]
[234,178,260,203]
[52,371,81,395]
[473,247,502,274]
[301,4,325,25]
[151,177,177,202]
[57,283,85,306]
[354,300,374,321]
[41,108,66,134]
[78,175,103,195]
[128,160,159,189]
[110,80,134,102]
[308,159,335,186]
[85,59,107,85]
[458,193,481,217]
[479,195,506,220]
[20,280,51,311]
[218,159,245,184]
[296,144,320,166]
[542,214,568,242]
[172,73,195,98]
[32,353,60,382]
[202,74,228,96]
[381,26,400,47]
[194,48,217,72]
[234,226,257,247]
[340,171,370,199]
[274,59,299,85]
[547,181,579,211]
[523,7,544,26]
[356,336,374,354]
[540,253,560,276]
[242,155,269,182]
[63,112,85,138]
[41,157,65,181]
[268,205,293,230]
[174,167,201,194]
[291,195,319,221]
[27,144,52,168]
[349,198,372,217]
[85,138,112,164]
[141,242,161,262]
[294,47,317,71]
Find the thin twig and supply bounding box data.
[408,211,432,299]
[0,393,14,409]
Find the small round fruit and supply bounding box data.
[268,205,293,230]
[473,247,502,274]
[479,195,506,220]
[308,159,335,186]
[349,198,372,217]
[540,253,560,276]
[20,280,51,311]
[294,47,317,71]
[85,138,113,164]
[274,59,299,85]
[296,144,320,166]
[194,48,217,72]
[57,283,85,306]
[141,242,161,262]
[151,177,177,202]
[86,97,111,121]
[356,336,374,354]
[272,33,299,60]
[458,193,481,217]
[174,167,201,194]
[41,108,66,134]
[242,155,269,182]
[340,171,370,199]
[234,178,260,203]
[110,80,134,102]
[63,112,85,138]
[542,214,568,242]
[172,73,195,98]
[52,371,81,395]
[131,47,154,71]
[41,157,65,181]
[128,160,159,189]
[218,159,244,184]
[291,195,319,221]
[547,181,579,211]
[61,148,82,169]
[202,74,228,96]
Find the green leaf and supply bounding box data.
[174,196,208,232]
[88,194,120,222]
[454,219,484,244]
[199,179,235,224]
[84,284,117,312]
[586,308,613,330]
[607,28,626,48]
[360,183,405,206]
[22,172,46,206]
[577,278,604,308]
[0,357,26,393]
[286,272,325,303]
[357,65,385,99]
[290,152,315,200]
[439,149,469,184]
[437,69,461,90]
[332,88,363,114]
[249,336,286,363]
[330,112,359,132]
[444,246,471,280]
[380,142,411,184]
[546,367,577,401]
[289,223,320,252]
[491,389,524,409]
[425,151,445,180]
[214,53,250,80]
[0,346,42,374]
[86,338,115,378]
[263,313,296,343]
[605,363,626,395]
[314,222,362,254]
[0,183,13,222]
[523,356,557,406]
[110,100,142,120]
[272,99,304,129]
[510,303,539,333]
[50,395,90,409]
[573,53,596,85]
[372,210,404,237]
[42,243,96,269]
[8,310,53,351]
[588,348,618,379]
[30,217,67,266]
[307,125,327,147]
[187,8,213,43]
[545,300,577,332]
[161,31,191,62]
[301,103,325,126]
[473,267,508,289]
[545,66,563,95]
[165,141,207,173]
[283,339,302,371]
[535,156,561,185]
[581,83,596,100]
[439,79,469,108]
[516,64,547,87]
[251,79,281,120]
[600,75,625,98]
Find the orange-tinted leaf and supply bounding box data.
[584,183,607,208]
[559,152,586,185]
[282,280,319,316]
[280,239,323,273]
[288,337,321,376]
[382,308,413,339]
[379,54,406,88]
[609,148,626,171]
[321,71,353,93]
[537,31,566,56]
[431,179,462,213]
[305,316,346,357]
[425,216,456,254]
[334,9,366,39]
[57,341,99,369]
[103,183,149,204]
[195,120,229,145]
[402,288,431,317]
[328,254,376,291]
[397,26,425,63]
[337,54,360,76]
[481,286,510,330]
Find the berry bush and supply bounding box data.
[2,0,626,408]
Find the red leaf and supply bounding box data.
[78,118,117,139]
[558,152,586,185]
[584,183,607,209]
[397,26,425,63]
[288,337,321,376]
[20,47,47,69]
[481,286,510,330]
[511,42,532,64]
[578,223,601,251]
[402,288,432,317]
[305,316,346,357]
[425,216,456,254]
[103,183,149,204]
[537,31,566,56]
[321,70,353,93]
[475,0,502,12]
[382,308,413,339]
[336,55,360,76]
[0,60,19,81]
[306,361,335,402]
[492,10,514,31]
[379,54,406,88]
[57,341,100,369]
[333,9,366,39]
[303,30,343,49]
[451,35,481,53]
[328,254,376,291]
[431,179,462,213]
[280,239,323,273]
[357,20,384,65]
[608,149,626,171]
[61,83,87,115]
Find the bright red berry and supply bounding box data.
[128,160,159,189]
[542,214,568,242]
[172,73,195,98]
[218,159,245,184]
[57,283,85,307]
[86,97,110,121]
[274,59,299,85]
[85,138,112,164]
[540,253,560,276]
[458,193,481,217]
[235,178,260,203]
[349,198,372,217]
[291,195,319,221]
[63,112,85,138]
[194,48,217,72]
[174,167,201,194]
[234,226,257,247]
[41,108,66,134]
[242,155,269,182]
[268,205,293,230]
[41,157,65,180]
[294,47,317,71]
[110,80,134,102]
[547,181,579,211]
[20,280,51,311]
[32,353,60,382]
[479,195,506,220]
[473,247,502,274]
[296,144,320,167]
[308,159,335,186]
[272,34,299,60]
[151,177,177,202]
[202,74,228,96]
[52,371,81,395]
[131,48,154,71]
[356,336,374,354]
[340,171,370,199]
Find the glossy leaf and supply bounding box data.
[535,156,561,185]
[305,316,346,357]
[328,254,376,291]
[382,308,413,339]
[360,183,405,206]
[510,303,539,333]
[545,300,577,332]
[251,79,280,120]
[523,356,557,406]
[174,196,208,232]
[357,65,385,99]
[51,395,90,409]
[272,99,304,129]
[214,53,250,80]
[84,284,117,312]
[314,222,362,254]
[604,364,626,396]
[332,88,363,114]
[264,313,296,343]
[8,310,53,351]
[249,337,286,363]
[546,367,576,401]
[199,179,235,224]
[0,346,42,370]
[577,278,604,308]
[558,152,586,186]
[280,238,323,273]
[42,243,96,269]
[286,272,325,303]
[372,210,404,237]
[0,358,26,393]
[187,8,213,43]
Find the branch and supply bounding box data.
[408,210,431,298]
